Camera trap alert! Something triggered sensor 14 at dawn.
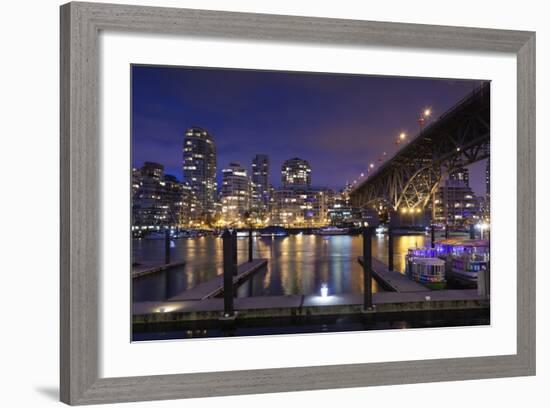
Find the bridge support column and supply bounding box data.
[388,226,394,271]
[362,227,374,310]
[248,228,253,262]
[164,229,171,265]
[222,229,235,317]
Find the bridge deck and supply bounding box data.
[358,257,429,293]
[168,259,268,301]
[131,260,186,279]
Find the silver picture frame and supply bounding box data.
[60,2,536,405]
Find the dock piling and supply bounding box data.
[469,224,475,239]
[222,229,235,317]
[445,224,449,239]
[388,226,394,271]
[430,225,435,248]
[248,228,253,262]
[232,229,238,275]
[164,229,170,265]
[362,227,374,309]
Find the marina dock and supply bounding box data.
[357,256,429,292]
[133,289,486,324]
[168,258,268,301]
[131,260,186,279]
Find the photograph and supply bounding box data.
[130,65,491,341]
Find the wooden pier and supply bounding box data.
[358,256,429,292]
[133,289,487,324]
[168,258,268,301]
[131,260,186,279]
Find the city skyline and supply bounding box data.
[132,65,488,195]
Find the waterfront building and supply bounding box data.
[271,186,334,227]
[182,126,217,217]
[132,162,200,231]
[434,175,479,226]
[132,162,167,229]
[327,190,363,227]
[281,157,311,188]
[449,167,470,187]
[163,175,200,228]
[220,162,252,225]
[251,154,270,211]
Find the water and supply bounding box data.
[132,233,429,302]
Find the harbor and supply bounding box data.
[132,227,489,338]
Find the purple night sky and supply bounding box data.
[132,65,488,195]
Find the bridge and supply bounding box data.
[350,83,490,214]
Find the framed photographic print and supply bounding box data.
[60,1,535,405]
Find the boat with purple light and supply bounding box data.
[435,239,490,286]
[405,247,446,289]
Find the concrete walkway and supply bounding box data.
[168,259,268,301]
[358,256,429,292]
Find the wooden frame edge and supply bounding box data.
[60,2,536,405]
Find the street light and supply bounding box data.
[396,132,407,145]
[419,107,432,131]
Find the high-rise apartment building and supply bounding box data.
[220,162,251,224]
[281,157,311,188]
[182,126,217,216]
[132,162,197,230]
[251,154,270,211]
[449,167,470,188]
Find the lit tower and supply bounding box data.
[220,162,251,224]
[281,157,311,188]
[182,126,217,215]
[251,154,270,210]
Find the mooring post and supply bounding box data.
[388,226,394,271]
[232,229,238,275]
[469,223,476,239]
[222,229,234,317]
[164,229,170,265]
[445,223,449,239]
[362,226,373,310]
[248,228,253,262]
[430,225,435,248]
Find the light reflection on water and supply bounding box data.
[132,234,428,302]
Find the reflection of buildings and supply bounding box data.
[251,154,270,211]
[281,157,311,188]
[132,162,198,230]
[220,162,251,224]
[182,126,217,217]
[434,168,479,226]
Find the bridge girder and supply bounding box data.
[350,84,490,213]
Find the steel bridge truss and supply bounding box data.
[350,83,490,212]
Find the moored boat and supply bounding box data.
[315,226,349,235]
[259,226,288,237]
[435,239,490,286]
[405,247,446,289]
